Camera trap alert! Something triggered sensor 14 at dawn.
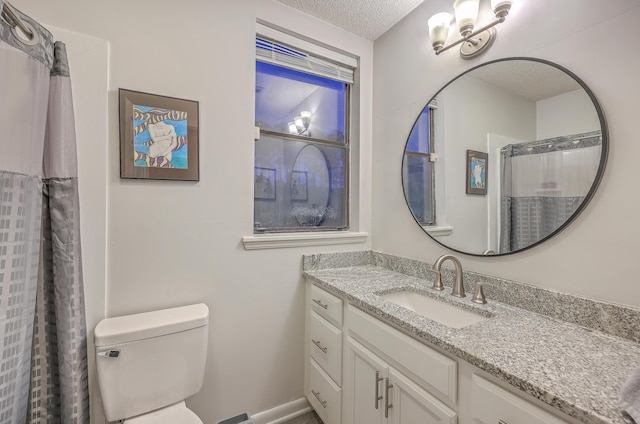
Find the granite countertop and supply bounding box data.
[304,263,640,424]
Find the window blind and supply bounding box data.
[256,23,356,84]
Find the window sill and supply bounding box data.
[242,231,368,250]
[423,225,453,237]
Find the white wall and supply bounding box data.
[437,75,536,252]
[14,0,373,423]
[537,89,601,139]
[372,0,640,307]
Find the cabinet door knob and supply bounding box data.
[384,378,394,418]
[374,371,383,409]
[312,339,327,353]
[311,390,327,408]
[312,299,328,309]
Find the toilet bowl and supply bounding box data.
[94,304,209,423]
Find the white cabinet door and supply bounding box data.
[343,337,387,424]
[344,337,457,424]
[388,368,457,424]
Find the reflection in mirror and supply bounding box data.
[290,145,331,226]
[402,58,607,256]
[254,135,346,230]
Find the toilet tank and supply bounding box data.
[94,304,209,422]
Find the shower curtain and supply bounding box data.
[0,2,89,423]
[499,131,602,253]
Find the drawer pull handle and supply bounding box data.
[374,371,383,409]
[311,390,327,408]
[499,421,507,424]
[312,299,329,309]
[384,378,393,418]
[312,339,328,353]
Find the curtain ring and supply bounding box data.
[2,2,39,45]
[11,19,38,46]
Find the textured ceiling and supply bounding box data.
[470,60,582,101]
[274,2,581,101]
[276,0,427,40]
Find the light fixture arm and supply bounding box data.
[435,15,505,55]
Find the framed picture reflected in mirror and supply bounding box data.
[466,150,487,195]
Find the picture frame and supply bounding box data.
[254,167,277,200]
[290,170,308,201]
[119,89,199,180]
[466,149,488,195]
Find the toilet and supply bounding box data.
[94,303,209,423]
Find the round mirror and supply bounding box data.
[402,58,608,256]
[290,145,331,226]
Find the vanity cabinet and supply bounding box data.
[305,282,572,424]
[305,284,343,424]
[344,337,456,424]
[343,304,457,424]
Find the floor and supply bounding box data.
[282,411,322,424]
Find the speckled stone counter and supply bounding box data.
[302,251,640,424]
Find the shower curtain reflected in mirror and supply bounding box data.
[499,131,602,253]
[0,2,89,422]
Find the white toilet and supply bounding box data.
[94,303,209,423]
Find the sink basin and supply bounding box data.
[379,291,489,329]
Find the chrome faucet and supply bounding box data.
[432,254,465,298]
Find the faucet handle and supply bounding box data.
[472,282,488,304]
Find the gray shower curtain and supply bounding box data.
[0,2,89,423]
[499,131,601,253]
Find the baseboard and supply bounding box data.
[250,398,312,424]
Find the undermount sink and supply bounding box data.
[379,291,490,329]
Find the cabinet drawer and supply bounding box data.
[307,358,342,424]
[471,374,568,424]
[309,310,343,385]
[309,283,343,327]
[346,304,457,404]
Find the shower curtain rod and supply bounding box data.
[501,133,602,152]
[1,2,34,39]
[570,134,602,143]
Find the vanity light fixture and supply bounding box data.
[428,0,512,59]
[289,110,312,135]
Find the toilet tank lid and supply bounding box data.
[94,303,209,347]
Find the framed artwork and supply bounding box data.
[119,89,199,180]
[466,150,488,195]
[290,170,308,201]
[254,167,276,200]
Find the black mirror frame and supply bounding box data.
[401,57,609,257]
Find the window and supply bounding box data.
[254,28,355,233]
[403,104,436,225]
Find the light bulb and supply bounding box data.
[453,0,479,37]
[294,116,305,134]
[427,12,452,51]
[300,111,312,130]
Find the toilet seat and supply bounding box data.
[125,401,203,424]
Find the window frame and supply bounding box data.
[403,104,437,226]
[253,27,354,234]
